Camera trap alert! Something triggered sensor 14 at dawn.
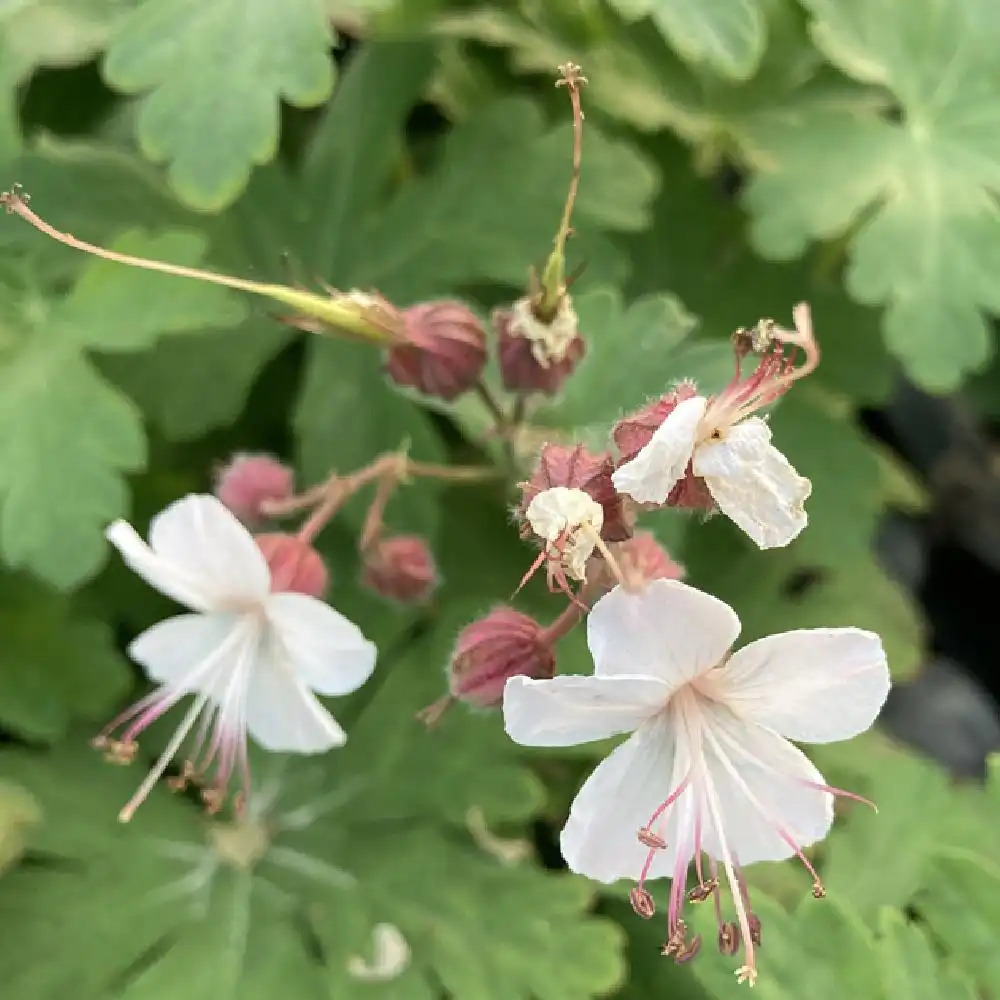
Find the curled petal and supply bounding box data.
[109,495,271,612]
[503,674,669,747]
[720,628,890,744]
[693,419,810,549]
[561,717,688,883]
[612,395,707,503]
[265,593,377,696]
[698,703,833,865]
[588,580,740,686]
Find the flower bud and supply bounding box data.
[599,531,683,592]
[255,533,329,597]
[214,453,294,528]
[362,534,438,605]
[385,300,487,400]
[518,443,630,543]
[612,381,699,465]
[449,607,555,708]
[494,296,585,395]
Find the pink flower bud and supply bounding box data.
[214,453,294,528]
[255,533,329,597]
[612,381,699,465]
[362,534,438,604]
[385,300,487,401]
[449,607,555,708]
[494,296,585,395]
[518,443,631,543]
[616,531,685,585]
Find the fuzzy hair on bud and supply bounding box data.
[449,607,555,709]
[612,382,699,465]
[385,300,487,401]
[255,533,329,597]
[518,443,631,544]
[214,453,294,528]
[494,296,585,396]
[362,534,438,605]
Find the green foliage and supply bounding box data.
[103,0,336,210]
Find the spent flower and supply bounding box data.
[503,578,888,985]
[612,305,819,548]
[96,495,376,821]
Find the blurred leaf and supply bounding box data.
[102,0,336,209]
[0,610,625,1000]
[0,0,128,83]
[744,0,1000,390]
[911,849,1000,993]
[0,573,131,741]
[0,230,243,587]
[877,908,977,1000]
[0,780,41,876]
[611,0,767,80]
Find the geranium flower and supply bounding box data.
[96,494,377,822]
[611,304,818,549]
[502,579,889,985]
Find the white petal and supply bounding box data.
[587,580,740,686]
[128,612,243,690]
[503,674,669,747]
[693,419,810,549]
[560,717,692,883]
[697,703,833,865]
[107,521,217,612]
[611,395,708,503]
[147,494,270,608]
[244,654,347,753]
[265,593,377,696]
[719,628,890,743]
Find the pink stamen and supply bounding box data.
[801,780,878,812]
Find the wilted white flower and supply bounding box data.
[97,494,376,822]
[503,579,889,985]
[525,486,604,582]
[612,304,818,549]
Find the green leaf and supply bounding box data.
[0,612,624,1000]
[912,849,1000,991]
[743,0,1000,389]
[345,97,660,299]
[0,230,243,587]
[102,0,336,210]
[0,781,40,877]
[0,572,131,742]
[877,908,977,1000]
[537,285,708,432]
[611,0,767,80]
[0,0,128,83]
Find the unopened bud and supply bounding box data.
[255,533,329,597]
[362,534,438,604]
[386,300,487,400]
[518,443,630,544]
[637,826,666,850]
[214,453,294,527]
[449,607,555,708]
[629,886,656,919]
[494,296,585,395]
[718,921,741,956]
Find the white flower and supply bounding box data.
[503,579,889,985]
[98,494,376,822]
[525,486,604,581]
[612,303,818,549]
